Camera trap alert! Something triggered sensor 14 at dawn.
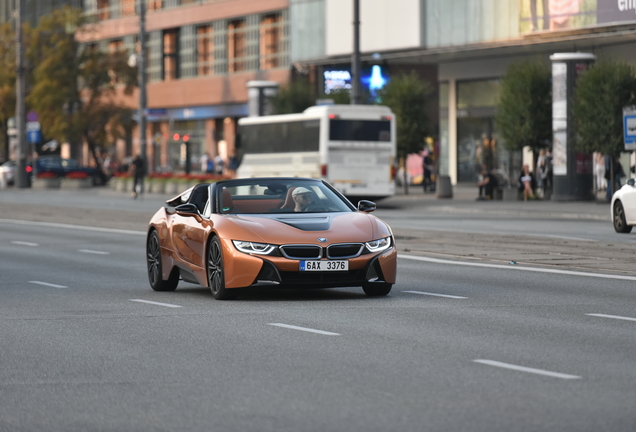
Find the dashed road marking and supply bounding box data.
[130,299,182,308]
[12,241,39,247]
[586,313,636,322]
[403,290,467,299]
[79,249,110,255]
[268,323,340,336]
[474,359,581,380]
[29,281,68,289]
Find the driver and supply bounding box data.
[292,187,320,212]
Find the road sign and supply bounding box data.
[27,130,42,144]
[624,106,636,151]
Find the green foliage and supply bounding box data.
[376,71,432,159]
[573,60,636,157]
[26,7,137,168]
[496,61,552,153]
[271,78,316,114]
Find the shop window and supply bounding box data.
[197,25,213,76]
[163,29,179,81]
[228,19,246,72]
[260,13,282,70]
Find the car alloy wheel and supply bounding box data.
[207,236,237,300]
[147,230,179,291]
[613,201,632,233]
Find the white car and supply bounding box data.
[611,178,636,233]
[0,160,16,185]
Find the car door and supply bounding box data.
[170,186,210,267]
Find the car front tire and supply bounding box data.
[207,236,238,300]
[613,201,632,233]
[147,230,179,291]
[362,282,392,297]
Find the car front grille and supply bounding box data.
[279,245,322,259]
[279,269,366,286]
[326,243,364,259]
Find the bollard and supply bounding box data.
[436,175,453,199]
[0,171,6,189]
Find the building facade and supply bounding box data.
[0,0,83,26]
[78,0,291,173]
[290,0,636,184]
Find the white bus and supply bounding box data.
[236,104,396,200]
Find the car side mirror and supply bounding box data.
[357,200,376,213]
[627,178,635,187]
[175,203,200,217]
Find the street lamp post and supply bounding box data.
[138,0,147,172]
[15,0,28,188]
[351,0,361,105]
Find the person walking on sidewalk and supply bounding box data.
[130,154,145,200]
[422,149,433,193]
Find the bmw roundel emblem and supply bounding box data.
[318,238,327,243]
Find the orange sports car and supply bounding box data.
[146,177,397,299]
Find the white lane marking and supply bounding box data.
[29,281,68,289]
[78,249,111,255]
[587,313,636,322]
[474,359,581,380]
[268,323,340,336]
[399,254,636,281]
[130,299,182,308]
[11,241,39,247]
[0,218,145,236]
[403,290,467,299]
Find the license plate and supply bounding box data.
[300,260,348,271]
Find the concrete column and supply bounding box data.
[448,78,458,185]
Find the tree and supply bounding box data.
[27,7,137,181]
[0,22,17,161]
[496,60,552,157]
[271,78,316,114]
[376,71,432,192]
[573,60,636,196]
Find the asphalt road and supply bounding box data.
[1,187,636,431]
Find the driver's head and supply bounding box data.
[292,187,313,206]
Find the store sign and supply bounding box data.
[624,106,636,151]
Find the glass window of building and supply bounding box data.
[148,0,163,11]
[456,79,502,183]
[228,19,246,72]
[260,13,282,70]
[163,28,180,81]
[197,25,213,76]
[97,0,110,20]
[121,0,135,17]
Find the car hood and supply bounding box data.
[225,212,391,245]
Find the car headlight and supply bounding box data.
[365,236,392,253]
[232,240,277,255]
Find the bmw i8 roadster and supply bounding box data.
[146,177,397,299]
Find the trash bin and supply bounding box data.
[436,175,453,199]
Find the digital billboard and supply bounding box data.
[520,0,636,34]
[323,65,390,100]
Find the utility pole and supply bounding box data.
[15,0,28,188]
[138,0,147,172]
[351,0,361,105]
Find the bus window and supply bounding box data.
[329,120,391,142]
[239,120,320,154]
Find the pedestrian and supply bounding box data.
[476,164,498,200]
[129,154,145,200]
[518,164,536,201]
[605,155,625,201]
[535,149,546,196]
[594,152,606,192]
[199,153,209,173]
[422,149,433,193]
[214,154,225,175]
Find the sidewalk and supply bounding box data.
[387,182,610,222]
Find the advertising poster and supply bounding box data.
[552,62,568,175]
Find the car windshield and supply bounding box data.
[218,180,353,214]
